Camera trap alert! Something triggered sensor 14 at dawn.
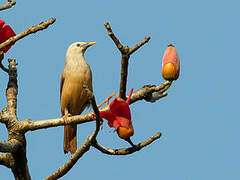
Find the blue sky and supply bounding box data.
[0,0,239,179]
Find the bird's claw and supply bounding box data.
[62,113,72,124]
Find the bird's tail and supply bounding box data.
[64,125,77,154]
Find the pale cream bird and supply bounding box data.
[60,41,96,154]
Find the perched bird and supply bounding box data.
[60,41,96,154]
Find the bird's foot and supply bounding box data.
[97,92,117,108]
[62,113,72,125]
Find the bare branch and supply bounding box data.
[119,53,130,100]
[1,57,32,179]
[93,132,161,155]
[22,112,95,132]
[6,59,18,116]
[0,0,16,11]
[0,139,22,153]
[0,52,9,73]
[45,88,101,180]
[130,81,171,104]
[0,18,56,52]
[104,22,124,53]
[84,87,101,138]
[129,35,151,55]
[44,136,93,180]
[21,82,169,132]
[104,22,151,100]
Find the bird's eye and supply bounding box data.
[76,43,81,47]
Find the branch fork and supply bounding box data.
[104,22,151,100]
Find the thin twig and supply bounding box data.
[0,0,16,11]
[104,22,124,53]
[45,88,101,180]
[0,18,56,52]
[87,93,101,138]
[129,35,151,55]
[93,132,161,155]
[44,136,93,180]
[0,51,8,73]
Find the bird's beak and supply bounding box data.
[87,42,96,47]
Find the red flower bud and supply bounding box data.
[0,19,16,53]
[100,89,134,139]
[162,44,180,81]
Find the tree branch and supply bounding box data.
[119,52,130,100]
[20,81,169,133]
[0,52,9,73]
[129,35,151,55]
[0,18,56,52]
[1,57,32,179]
[0,139,22,153]
[93,132,161,155]
[104,22,124,53]
[0,154,10,167]
[44,136,93,180]
[104,22,151,100]
[45,88,101,180]
[0,0,16,11]
[21,81,169,132]
[130,81,171,104]
[21,112,96,132]
[6,59,18,116]
[84,87,101,138]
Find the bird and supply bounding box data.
[60,41,96,154]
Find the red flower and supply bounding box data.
[162,44,180,81]
[100,88,134,139]
[0,19,16,53]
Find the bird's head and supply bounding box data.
[67,42,96,55]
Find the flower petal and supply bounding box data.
[109,97,131,120]
[0,25,16,53]
[0,19,5,29]
[100,111,116,128]
[1,25,16,41]
[115,116,132,129]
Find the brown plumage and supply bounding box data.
[60,41,95,154]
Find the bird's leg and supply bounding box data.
[97,92,116,108]
[62,108,72,124]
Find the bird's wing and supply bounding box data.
[89,69,93,91]
[60,71,65,101]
